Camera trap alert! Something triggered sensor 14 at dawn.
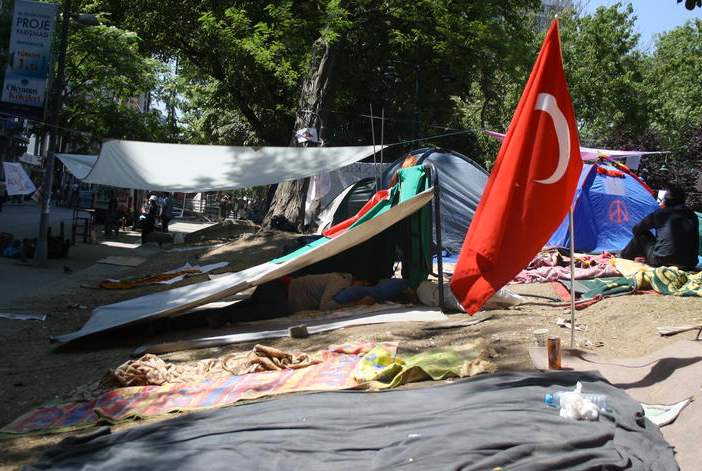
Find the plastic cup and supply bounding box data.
[533,328,548,347]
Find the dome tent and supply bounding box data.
[547,163,661,252]
[381,148,489,254]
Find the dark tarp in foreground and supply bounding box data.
[24,371,677,471]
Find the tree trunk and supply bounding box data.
[261,9,345,232]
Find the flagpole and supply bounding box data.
[568,207,576,348]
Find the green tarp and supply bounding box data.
[273,165,432,288]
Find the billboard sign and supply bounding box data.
[1,0,58,120]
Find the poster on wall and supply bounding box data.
[0,0,58,120]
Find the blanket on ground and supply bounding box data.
[106,345,320,388]
[98,262,228,289]
[22,371,678,471]
[575,266,702,299]
[1,342,492,437]
[512,249,619,284]
[562,341,702,471]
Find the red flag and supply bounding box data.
[450,19,582,314]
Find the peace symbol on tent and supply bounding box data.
[608,199,629,223]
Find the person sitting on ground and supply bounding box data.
[621,185,699,269]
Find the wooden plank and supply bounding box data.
[97,256,147,267]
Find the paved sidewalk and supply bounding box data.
[0,202,215,308]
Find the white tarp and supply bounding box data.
[137,306,447,355]
[51,188,434,344]
[56,153,97,180]
[79,140,381,192]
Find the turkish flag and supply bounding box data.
[450,19,582,314]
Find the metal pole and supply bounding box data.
[427,163,445,311]
[369,103,378,189]
[34,0,71,267]
[413,65,421,140]
[568,207,576,348]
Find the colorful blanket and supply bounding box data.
[0,344,379,437]
[512,250,620,284]
[1,341,494,437]
[99,262,228,289]
[558,265,702,305]
[354,342,496,389]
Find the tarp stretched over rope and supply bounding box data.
[55,153,98,180]
[22,371,677,471]
[76,141,381,192]
[51,182,433,344]
[484,130,669,162]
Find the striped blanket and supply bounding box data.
[1,344,379,436]
[1,341,487,437]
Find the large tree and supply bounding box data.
[557,3,649,146]
[92,0,540,228]
[645,19,702,150]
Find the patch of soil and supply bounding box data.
[2,229,701,470]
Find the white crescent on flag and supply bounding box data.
[534,93,571,185]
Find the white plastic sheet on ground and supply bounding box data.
[77,141,382,192]
[51,189,434,344]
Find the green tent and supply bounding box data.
[275,165,432,288]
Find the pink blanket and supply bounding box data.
[511,250,620,283]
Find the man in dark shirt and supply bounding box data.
[621,185,699,269]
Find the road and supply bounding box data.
[0,201,214,308]
[0,201,75,240]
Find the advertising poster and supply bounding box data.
[0,0,58,120]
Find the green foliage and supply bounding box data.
[558,3,650,146]
[1,0,172,150]
[645,19,702,149]
[6,0,699,189]
[91,0,540,151]
[57,20,171,147]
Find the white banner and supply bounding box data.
[0,0,58,120]
[19,152,42,166]
[3,161,37,195]
[295,127,319,143]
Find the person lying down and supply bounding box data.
[155,272,409,332]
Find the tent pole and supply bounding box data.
[380,108,385,167]
[426,163,444,312]
[568,207,576,348]
[369,103,378,189]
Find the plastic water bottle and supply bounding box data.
[545,391,608,410]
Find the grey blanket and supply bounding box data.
[24,371,677,471]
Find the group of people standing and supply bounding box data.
[55,181,81,208]
[219,194,248,221]
[141,193,174,244]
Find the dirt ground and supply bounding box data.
[2,228,702,470]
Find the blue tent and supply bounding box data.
[548,163,660,252]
